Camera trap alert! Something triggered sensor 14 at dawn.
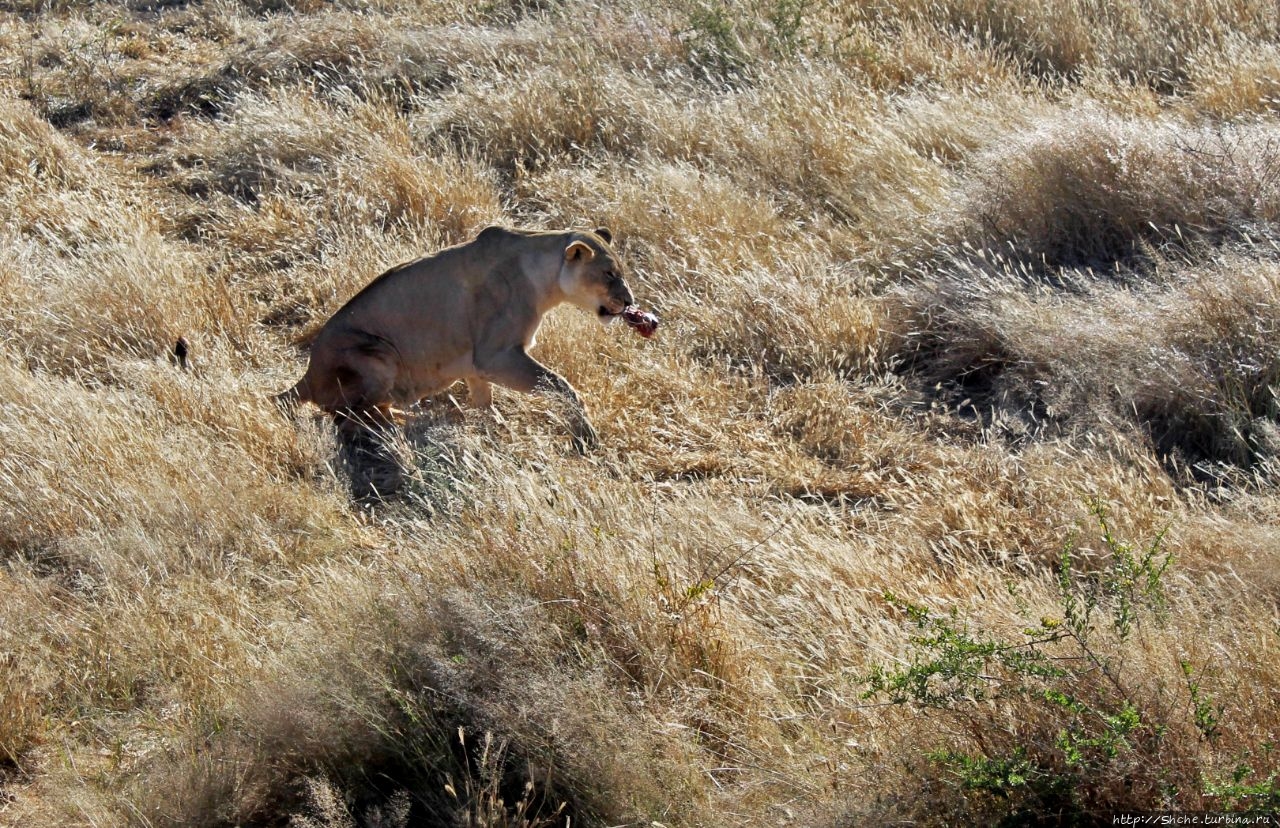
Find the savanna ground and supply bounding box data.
[2,0,1280,825]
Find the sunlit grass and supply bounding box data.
[1,1,1278,825]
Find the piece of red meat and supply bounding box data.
[621,305,659,338]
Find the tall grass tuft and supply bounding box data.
[2,1,1279,826]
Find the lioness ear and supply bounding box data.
[594,227,612,244]
[565,240,596,262]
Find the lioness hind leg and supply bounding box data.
[333,404,397,436]
[306,350,397,414]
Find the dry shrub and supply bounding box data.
[131,574,691,826]
[934,109,1280,269]
[1189,37,1280,119]
[918,0,1098,79]
[16,7,233,125]
[126,737,282,828]
[163,89,501,280]
[1132,258,1280,471]
[746,78,946,230]
[674,259,884,382]
[0,360,196,551]
[0,355,350,573]
[825,16,1019,90]
[0,581,47,772]
[143,10,491,119]
[0,682,42,772]
[853,0,1278,88]
[0,97,95,186]
[0,230,205,379]
[0,101,214,382]
[519,158,797,283]
[889,86,1041,168]
[681,70,957,243]
[17,13,142,127]
[224,10,452,95]
[169,90,392,204]
[421,51,668,172]
[0,98,148,255]
[890,254,1280,473]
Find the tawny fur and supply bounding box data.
[277,226,638,452]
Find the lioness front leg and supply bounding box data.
[465,377,493,410]
[476,347,599,453]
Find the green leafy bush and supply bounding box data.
[861,502,1270,821]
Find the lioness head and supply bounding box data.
[559,228,635,323]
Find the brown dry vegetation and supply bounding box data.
[1,0,1279,825]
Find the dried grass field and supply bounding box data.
[2,0,1280,825]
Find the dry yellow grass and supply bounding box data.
[1,1,1279,826]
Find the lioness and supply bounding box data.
[277,226,645,452]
